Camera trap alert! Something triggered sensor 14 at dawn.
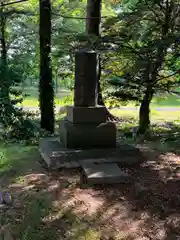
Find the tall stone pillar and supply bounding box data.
[60,51,116,149]
[74,51,98,107]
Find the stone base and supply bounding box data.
[66,105,107,123]
[81,162,131,185]
[39,137,80,169]
[60,120,116,148]
[39,137,144,169]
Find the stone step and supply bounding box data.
[39,137,145,169]
[81,162,131,185]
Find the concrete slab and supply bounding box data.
[81,162,130,184]
[39,137,145,169]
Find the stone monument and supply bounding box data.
[39,50,144,182]
[60,51,117,149]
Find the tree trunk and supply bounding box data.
[138,3,172,134]
[138,89,153,134]
[138,9,170,134]
[1,18,7,66]
[86,0,101,102]
[55,72,58,94]
[39,0,54,133]
[86,0,117,120]
[0,13,9,96]
[0,6,13,127]
[0,8,11,114]
[86,0,101,36]
[86,0,102,103]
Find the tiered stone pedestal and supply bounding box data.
[39,51,145,186]
[60,106,116,148]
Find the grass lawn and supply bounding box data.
[152,94,180,107]
[0,116,180,239]
[17,87,180,108]
[17,87,72,107]
[112,108,180,123]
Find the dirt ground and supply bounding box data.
[0,145,180,240]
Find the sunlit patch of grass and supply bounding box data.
[20,98,39,107]
[19,97,68,107]
[15,87,72,107]
[152,93,180,107]
[111,109,138,119]
[74,228,101,240]
[112,109,180,123]
[150,109,180,122]
[0,143,36,179]
[16,85,180,108]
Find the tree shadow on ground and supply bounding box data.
[91,152,180,239]
[0,140,180,240]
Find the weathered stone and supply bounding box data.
[60,120,116,148]
[74,51,98,107]
[81,162,130,185]
[66,105,107,124]
[39,137,144,169]
[39,137,80,169]
[79,156,140,166]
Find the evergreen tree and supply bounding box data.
[0,1,26,129]
[103,0,180,133]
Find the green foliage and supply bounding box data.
[0,0,83,139]
[103,0,180,86]
[2,0,180,136]
[101,0,180,131]
[0,64,41,144]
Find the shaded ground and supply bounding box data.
[0,133,180,239]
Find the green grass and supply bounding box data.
[152,94,180,107]
[22,96,73,108]
[112,108,180,122]
[0,143,35,176]
[15,86,180,108]
[16,86,72,107]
